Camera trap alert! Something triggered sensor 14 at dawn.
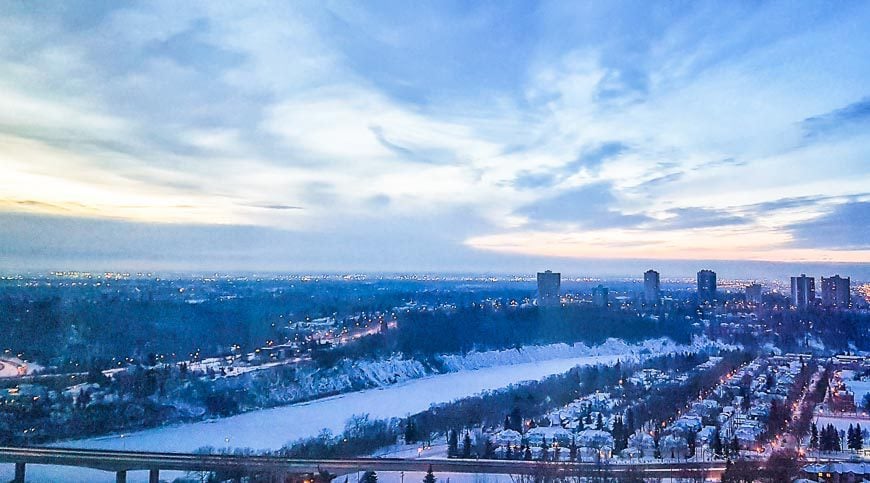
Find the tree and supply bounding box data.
[687,430,697,458]
[596,413,604,430]
[722,458,760,483]
[713,430,723,457]
[810,422,819,449]
[484,439,495,459]
[462,431,472,458]
[569,436,578,461]
[362,471,378,483]
[524,445,532,460]
[509,408,522,432]
[447,430,459,458]
[405,420,417,444]
[764,450,802,482]
[423,465,436,483]
[730,435,740,456]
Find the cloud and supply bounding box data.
[652,207,750,230]
[787,201,870,250]
[511,141,629,190]
[512,171,558,190]
[802,97,870,139]
[243,203,304,211]
[515,182,650,229]
[632,172,684,190]
[1,2,870,270]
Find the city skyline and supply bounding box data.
[1,2,869,273]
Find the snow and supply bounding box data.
[816,415,870,433]
[2,337,716,481]
[846,379,870,407]
[438,337,723,372]
[54,354,626,455]
[0,357,37,377]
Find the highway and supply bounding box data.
[0,446,727,482]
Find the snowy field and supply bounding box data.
[816,415,870,433]
[1,338,711,482]
[844,377,870,408]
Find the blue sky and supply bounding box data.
[0,1,869,276]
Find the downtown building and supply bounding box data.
[537,270,561,307]
[644,269,661,304]
[821,275,851,308]
[790,274,816,309]
[592,284,609,308]
[697,269,717,304]
[745,283,763,304]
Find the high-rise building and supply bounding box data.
[592,284,609,307]
[790,274,815,309]
[644,270,660,304]
[697,270,717,303]
[745,283,763,304]
[821,275,851,308]
[537,270,561,307]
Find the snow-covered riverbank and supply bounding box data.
[6,337,724,481]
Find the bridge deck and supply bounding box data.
[0,446,726,479]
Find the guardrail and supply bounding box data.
[0,446,727,483]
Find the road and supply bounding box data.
[0,446,727,482]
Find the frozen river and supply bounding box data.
[4,343,676,481]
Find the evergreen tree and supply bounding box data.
[596,413,604,430]
[833,425,842,451]
[612,416,624,452]
[524,445,532,460]
[509,408,522,432]
[856,424,863,450]
[713,430,723,457]
[810,423,819,449]
[569,436,578,462]
[538,436,548,461]
[423,465,436,483]
[484,439,495,459]
[448,430,459,458]
[462,431,472,458]
[362,471,378,483]
[626,410,635,435]
[687,430,696,458]
[405,420,417,444]
[730,435,740,455]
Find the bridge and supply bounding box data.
[0,446,727,482]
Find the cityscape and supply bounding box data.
[1,269,870,482]
[2,1,870,483]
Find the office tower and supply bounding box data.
[644,269,661,304]
[697,269,717,303]
[790,274,815,309]
[821,275,851,308]
[537,270,561,307]
[592,284,609,307]
[745,283,763,304]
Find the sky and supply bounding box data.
[0,1,869,277]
